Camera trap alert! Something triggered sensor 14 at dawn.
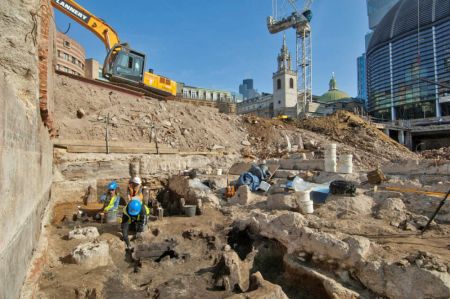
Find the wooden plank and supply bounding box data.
[383,186,446,198]
[66,145,178,154]
[54,139,160,149]
[178,151,226,156]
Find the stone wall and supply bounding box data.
[0,0,53,298]
[52,149,237,203]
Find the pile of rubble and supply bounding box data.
[54,75,418,170]
[420,147,450,160]
[298,111,417,162]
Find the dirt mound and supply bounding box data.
[54,75,246,153]
[54,76,418,168]
[241,115,298,159]
[298,111,417,162]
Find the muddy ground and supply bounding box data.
[34,172,450,299]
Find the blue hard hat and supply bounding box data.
[127,199,142,216]
[108,181,118,190]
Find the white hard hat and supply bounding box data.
[131,176,142,185]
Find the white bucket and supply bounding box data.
[337,154,353,174]
[340,154,353,161]
[216,168,223,175]
[300,200,314,214]
[326,143,337,150]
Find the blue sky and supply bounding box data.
[54,0,368,97]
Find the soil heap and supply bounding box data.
[297,110,417,163]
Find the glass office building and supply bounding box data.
[367,0,450,121]
[367,0,400,30]
[357,54,368,101]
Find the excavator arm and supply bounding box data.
[51,0,120,50]
[51,0,177,96]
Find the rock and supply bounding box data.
[229,185,256,205]
[241,140,251,146]
[162,120,172,127]
[76,108,86,119]
[235,210,370,268]
[214,250,256,292]
[358,258,450,299]
[74,287,98,298]
[181,128,189,136]
[225,272,288,299]
[266,193,298,210]
[284,255,360,299]
[379,197,406,212]
[344,236,371,265]
[71,241,110,269]
[317,193,374,218]
[284,134,292,152]
[369,190,404,202]
[68,227,100,240]
[211,144,225,150]
[168,175,219,207]
[374,197,407,220]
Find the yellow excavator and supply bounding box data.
[51,0,177,96]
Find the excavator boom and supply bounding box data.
[51,0,120,50]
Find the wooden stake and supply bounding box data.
[106,113,110,154]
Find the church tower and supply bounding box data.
[273,34,298,117]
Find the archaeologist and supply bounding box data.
[99,181,121,213]
[127,176,144,203]
[121,198,150,249]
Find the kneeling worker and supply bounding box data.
[100,181,121,214]
[122,198,150,249]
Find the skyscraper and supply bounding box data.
[367,0,450,120]
[366,0,400,30]
[357,54,367,101]
[239,79,260,99]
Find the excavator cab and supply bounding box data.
[103,44,146,85]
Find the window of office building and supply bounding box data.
[63,40,71,48]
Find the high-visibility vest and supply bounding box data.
[104,194,120,212]
[122,204,150,223]
[128,186,143,201]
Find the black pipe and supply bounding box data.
[421,189,450,234]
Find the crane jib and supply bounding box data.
[54,0,91,24]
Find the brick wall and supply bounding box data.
[38,0,56,136]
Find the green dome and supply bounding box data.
[319,73,350,102]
